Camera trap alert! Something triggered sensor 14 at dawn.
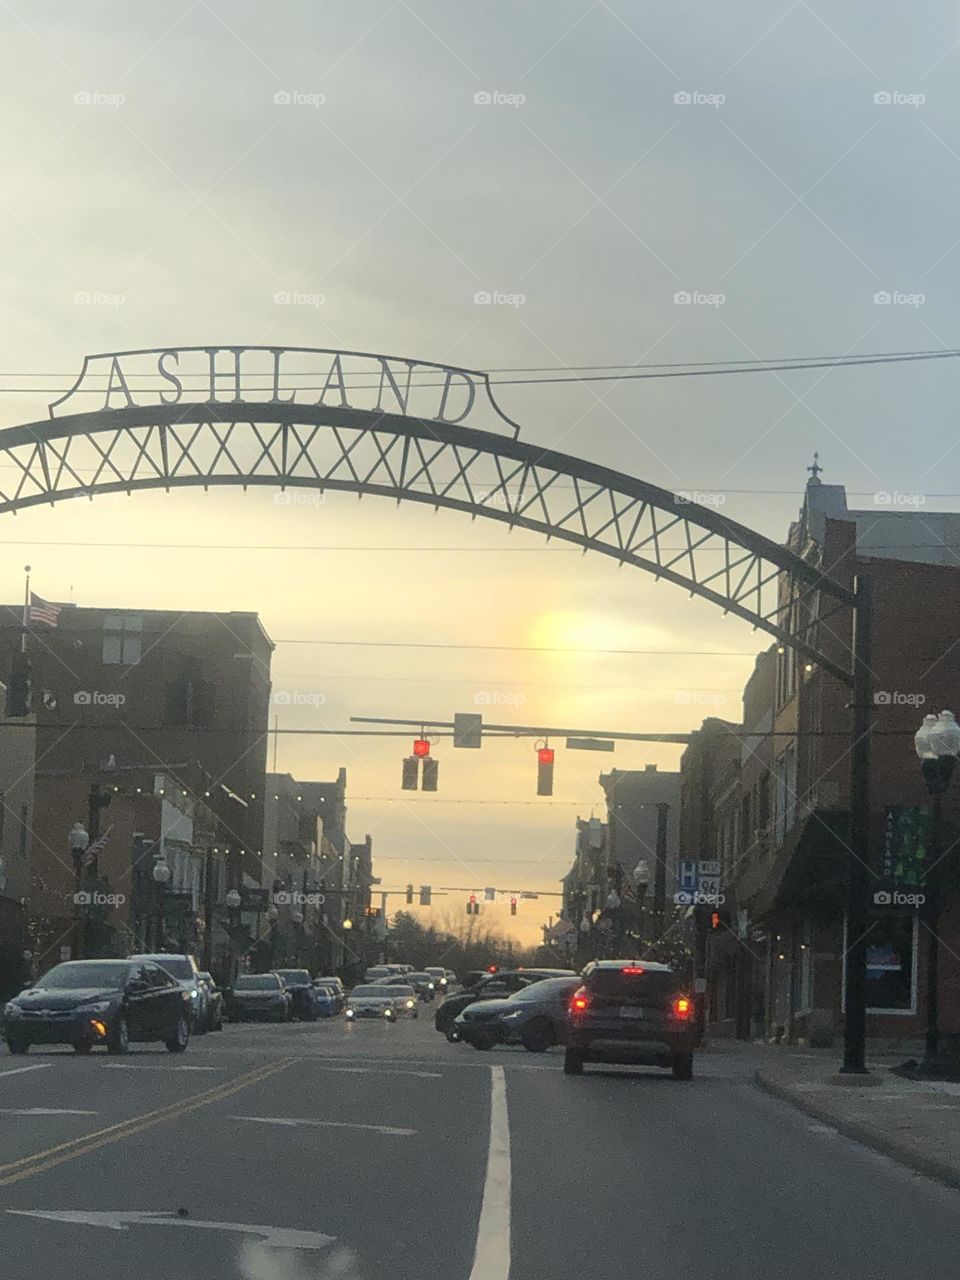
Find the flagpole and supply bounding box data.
[21,564,30,654]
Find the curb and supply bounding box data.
[755,1068,960,1193]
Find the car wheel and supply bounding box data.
[521,1020,554,1053]
[107,1016,129,1055]
[563,1049,584,1075]
[445,1028,459,1043]
[671,1053,694,1081]
[165,1015,190,1054]
[73,1040,93,1055]
[6,1036,29,1055]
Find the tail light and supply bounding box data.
[672,995,693,1020]
[621,966,644,975]
[570,987,589,1013]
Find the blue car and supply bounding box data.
[312,983,341,1017]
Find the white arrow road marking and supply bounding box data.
[0,1108,97,1116]
[8,1210,336,1251]
[234,1115,415,1136]
[469,1065,511,1280]
[0,1065,52,1080]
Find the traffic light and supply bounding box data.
[6,652,31,717]
[406,884,414,905]
[413,738,430,757]
[467,894,479,915]
[510,897,517,916]
[537,746,554,796]
[422,757,439,791]
[419,885,432,906]
[401,756,419,790]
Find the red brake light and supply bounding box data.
[673,996,692,1019]
[570,987,589,1012]
[621,966,644,975]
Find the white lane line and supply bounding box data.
[233,1116,415,1136]
[314,1066,442,1079]
[0,1064,52,1080]
[0,1107,97,1116]
[469,1065,510,1280]
[101,1065,223,1071]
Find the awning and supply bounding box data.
[749,810,849,918]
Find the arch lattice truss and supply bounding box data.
[0,345,856,683]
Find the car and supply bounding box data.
[226,972,292,1022]
[435,969,576,1041]
[364,965,393,983]
[3,958,192,1055]
[564,960,697,1080]
[198,972,224,1031]
[312,982,341,1018]
[128,952,208,1034]
[404,971,438,1001]
[345,983,407,1022]
[381,984,419,1018]
[314,976,345,1011]
[274,969,319,1021]
[454,976,582,1051]
[424,966,450,994]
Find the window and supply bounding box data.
[842,912,918,1015]
[774,747,797,845]
[103,614,142,665]
[164,670,214,727]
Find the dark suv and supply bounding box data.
[564,960,697,1080]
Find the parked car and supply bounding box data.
[128,952,208,1034]
[274,969,319,1021]
[435,969,576,1041]
[315,976,345,1011]
[454,976,582,1051]
[312,982,341,1018]
[564,960,697,1080]
[226,972,292,1022]
[198,972,224,1031]
[345,983,407,1021]
[4,958,191,1055]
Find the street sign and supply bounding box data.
[454,712,483,748]
[565,737,615,752]
[678,859,697,892]
[484,887,496,901]
[698,860,721,877]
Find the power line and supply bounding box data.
[273,639,757,656]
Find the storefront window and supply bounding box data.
[864,914,916,1013]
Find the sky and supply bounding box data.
[2,1,960,943]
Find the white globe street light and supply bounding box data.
[225,889,242,910]
[152,857,171,884]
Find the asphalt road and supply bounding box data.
[0,1016,959,1279]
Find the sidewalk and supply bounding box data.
[746,1040,960,1190]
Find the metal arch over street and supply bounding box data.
[0,344,857,680]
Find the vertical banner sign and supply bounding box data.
[882,805,931,888]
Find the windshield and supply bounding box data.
[234,975,280,991]
[351,986,393,998]
[508,978,580,1003]
[276,970,310,984]
[152,958,193,981]
[32,962,130,990]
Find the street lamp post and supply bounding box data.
[266,902,279,968]
[68,822,89,960]
[225,888,242,983]
[152,855,171,951]
[914,710,960,1064]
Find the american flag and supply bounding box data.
[81,826,112,868]
[28,593,62,627]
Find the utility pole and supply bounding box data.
[653,802,670,940]
[202,846,215,972]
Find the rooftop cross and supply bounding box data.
[807,451,823,484]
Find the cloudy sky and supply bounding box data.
[2,2,959,941]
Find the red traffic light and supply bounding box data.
[413,738,430,758]
[710,911,721,930]
[538,747,554,765]
[487,964,498,973]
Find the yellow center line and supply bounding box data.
[0,1057,298,1188]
